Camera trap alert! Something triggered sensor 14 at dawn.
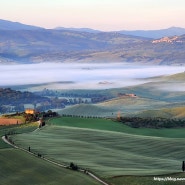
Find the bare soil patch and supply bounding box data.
[0,118,23,125]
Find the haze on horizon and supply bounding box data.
[0,0,185,31]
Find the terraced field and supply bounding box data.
[11,117,185,179]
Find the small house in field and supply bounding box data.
[25,108,35,115]
[118,93,137,98]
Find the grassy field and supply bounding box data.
[0,149,102,185]
[14,72,185,119]
[3,72,185,185]
[48,117,185,138]
[59,97,170,117]
[58,97,185,118]
[99,96,169,113]
[4,72,185,185]
[135,106,185,119]
[58,96,174,118]
[0,123,102,185]
[58,104,116,117]
[105,72,185,104]
[0,122,38,149]
[11,117,185,179]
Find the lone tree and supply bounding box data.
[70,162,78,171]
[182,161,185,172]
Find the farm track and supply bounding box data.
[1,135,110,185]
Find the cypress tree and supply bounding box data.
[182,161,185,172]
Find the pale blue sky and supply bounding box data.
[0,0,185,30]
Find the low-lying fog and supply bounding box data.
[1,63,185,90]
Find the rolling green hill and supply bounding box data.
[161,72,185,81]
[11,117,185,179]
[0,149,101,185]
[54,72,185,117]
[58,104,115,117]
[105,72,185,104]
[0,124,101,185]
[98,96,169,114]
[135,106,185,119]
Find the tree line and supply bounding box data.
[118,116,185,128]
[35,89,113,103]
[0,88,112,114]
[0,88,48,105]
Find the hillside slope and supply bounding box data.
[0,24,185,65]
[119,27,185,39]
[0,19,43,30]
[105,72,185,103]
[12,123,185,177]
[0,29,148,63]
[136,106,185,119]
[98,96,169,113]
[58,104,115,117]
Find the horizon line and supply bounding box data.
[1,19,185,32]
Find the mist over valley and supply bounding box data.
[1,63,185,91]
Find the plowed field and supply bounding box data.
[0,118,23,125]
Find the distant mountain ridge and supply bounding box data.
[55,27,101,33]
[55,26,185,39]
[118,27,185,39]
[1,19,185,38]
[0,19,44,30]
[0,19,185,65]
[0,28,149,63]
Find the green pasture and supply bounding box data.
[99,97,169,113]
[0,126,12,149]
[0,123,38,149]
[48,117,123,132]
[0,124,101,185]
[48,117,185,138]
[11,117,185,178]
[0,149,101,185]
[59,97,171,117]
[59,104,115,117]
[136,106,185,119]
